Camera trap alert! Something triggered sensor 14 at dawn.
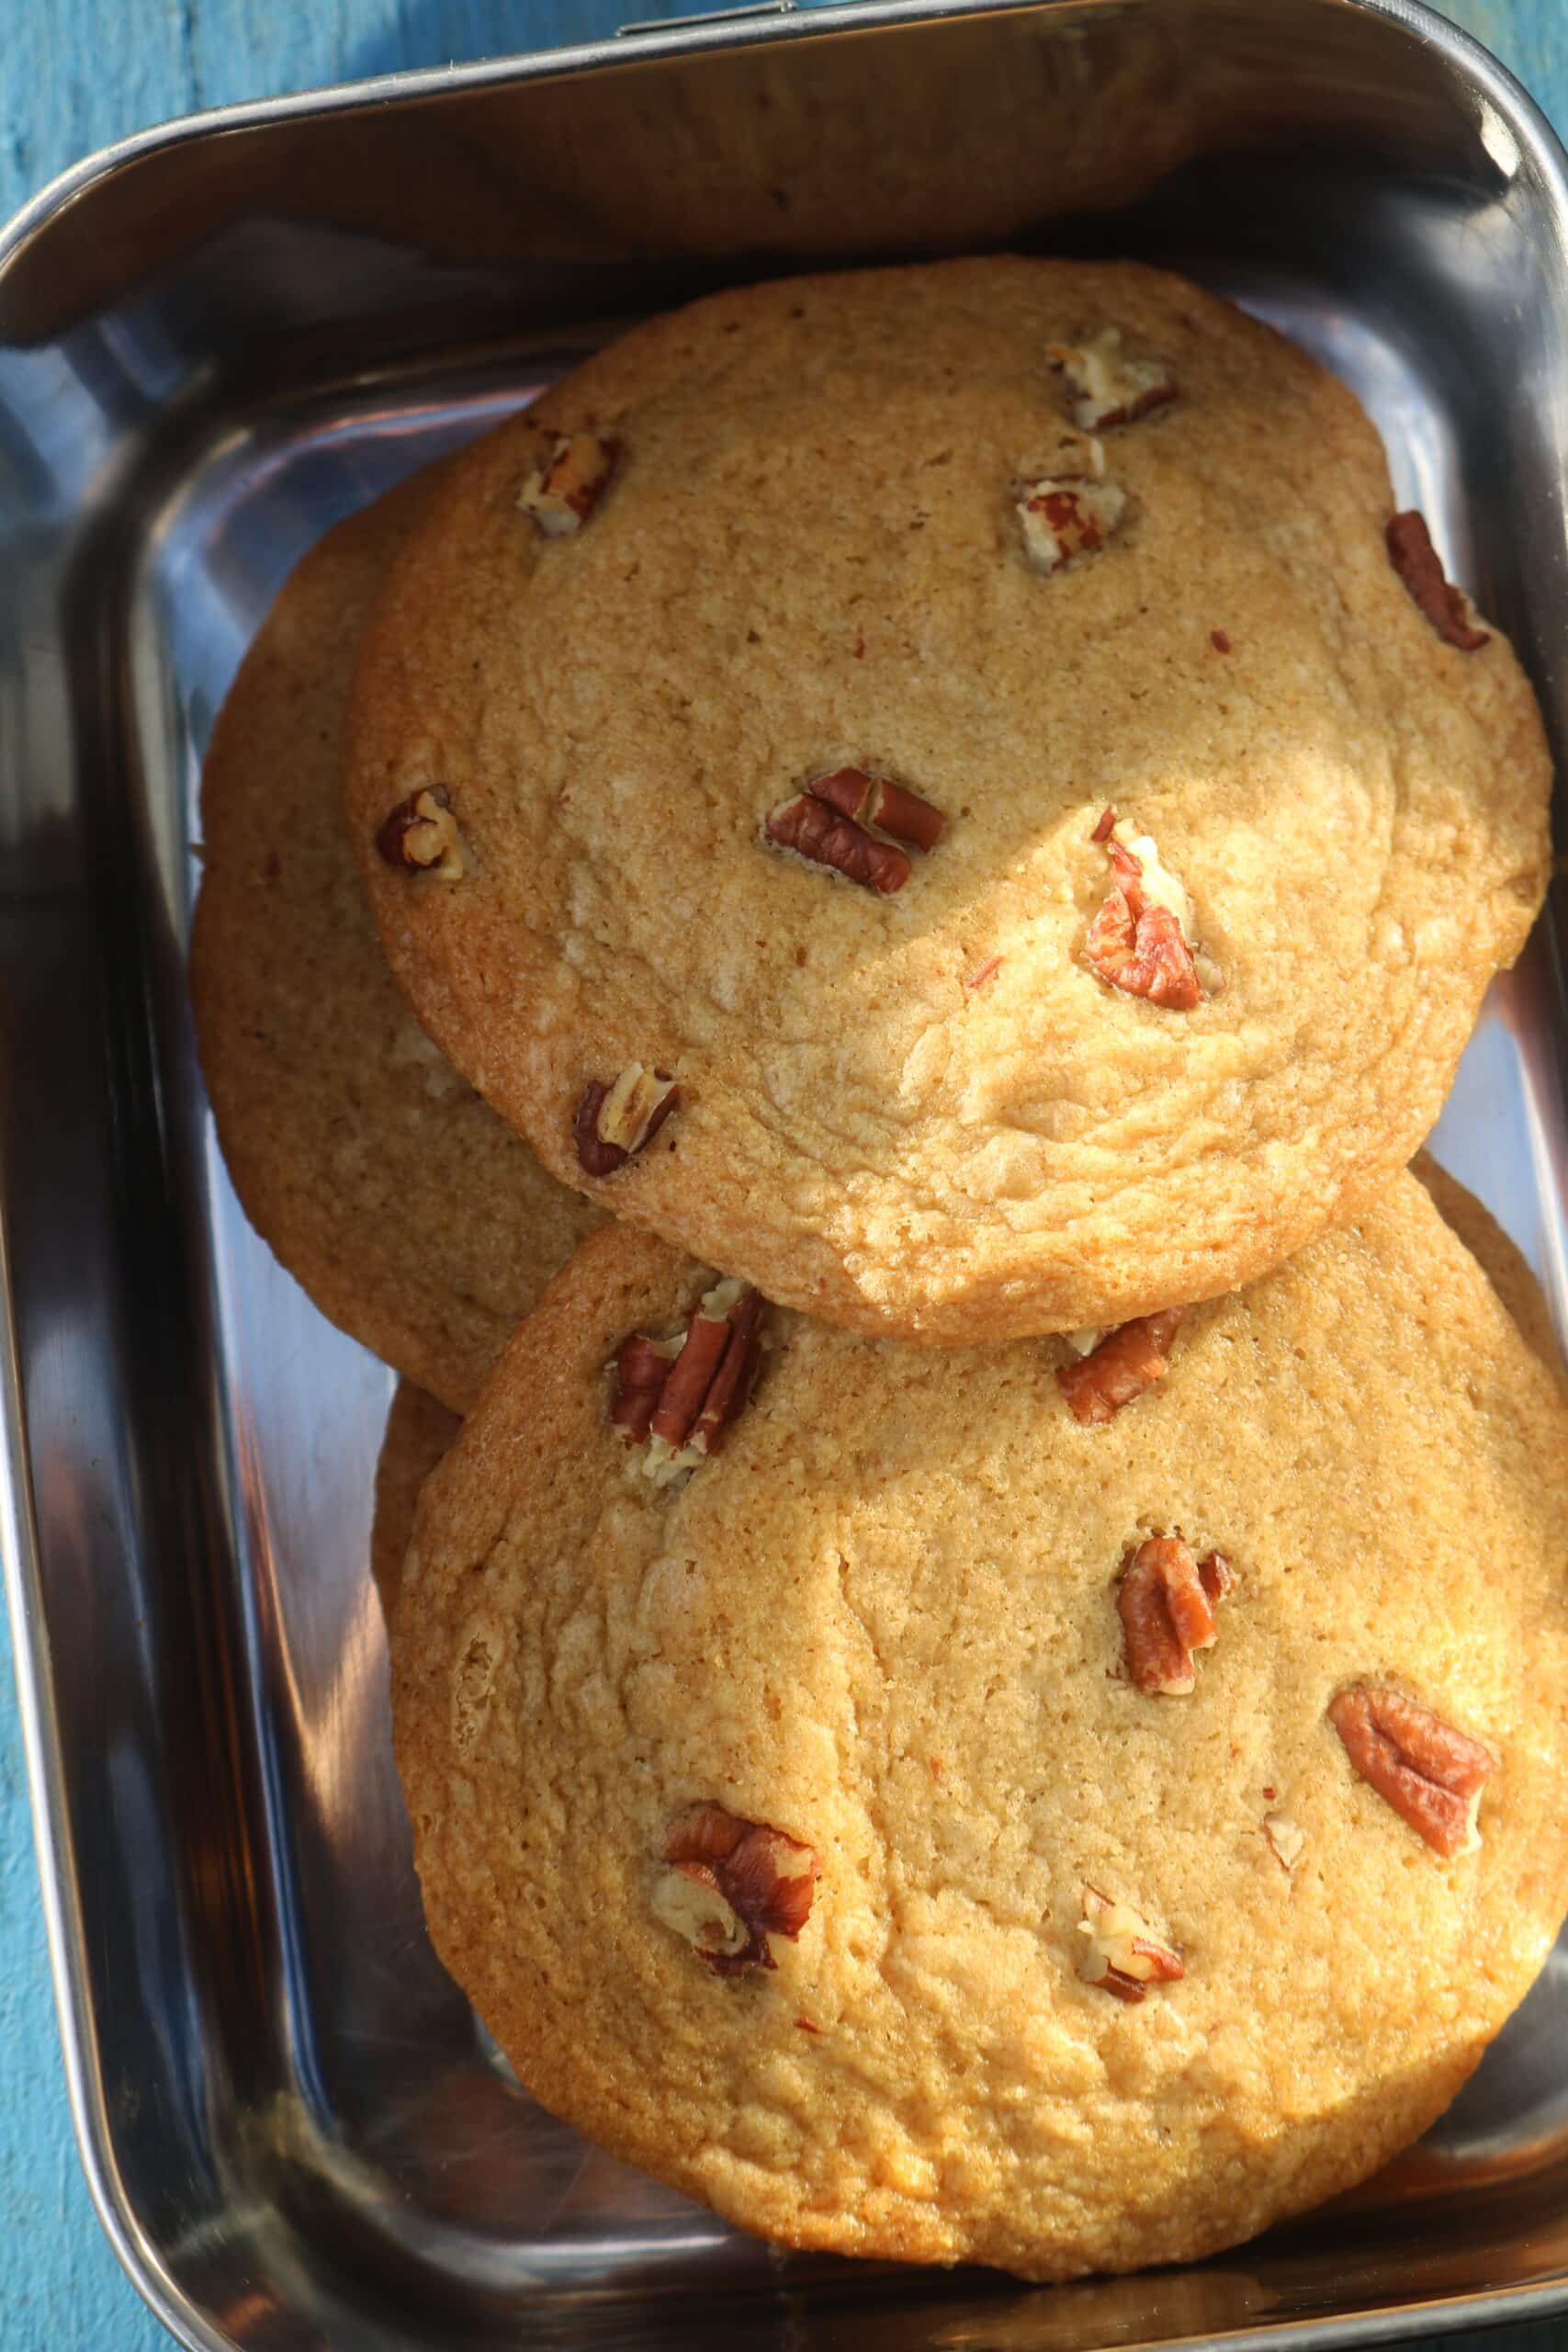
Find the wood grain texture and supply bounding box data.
[1,5,1566,2349]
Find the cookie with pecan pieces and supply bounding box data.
[1410,1148,1565,1393]
[190,471,604,1416]
[371,1380,461,1633]
[389,1171,1568,2282]
[345,255,1550,1343]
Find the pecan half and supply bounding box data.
[375,786,468,880]
[1085,808,1204,1010]
[655,1802,819,1974]
[1386,512,1489,651]
[1047,328,1179,432]
[1017,478,1126,574]
[1117,1535,1225,1696]
[610,1278,765,1486]
[1058,1309,1184,1425]
[807,767,946,854]
[1328,1685,1494,1859]
[518,431,619,536]
[1077,1887,1184,2003]
[766,794,910,895]
[573,1065,679,1177]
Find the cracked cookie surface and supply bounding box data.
[389,1172,1568,2279]
[190,471,604,1413]
[344,256,1551,1342]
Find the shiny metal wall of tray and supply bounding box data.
[3,0,1568,2343]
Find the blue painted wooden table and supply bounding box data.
[2,4,1567,2346]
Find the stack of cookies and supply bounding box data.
[190,257,1568,2282]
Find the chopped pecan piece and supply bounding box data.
[1047,328,1179,431]
[608,1331,681,1443]
[1085,808,1205,1010]
[1017,477,1126,574]
[375,786,468,880]
[656,1802,819,1974]
[1058,1309,1184,1425]
[651,1861,749,1962]
[518,431,619,536]
[688,1288,765,1455]
[610,1278,765,1486]
[766,794,910,895]
[1328,1685,1493,1859]
[1386,512,1489,651]
[573,1065,679,1177]
[1198,1550,1233,1602]
[1077,1887,1184,2003]
[1264,1812,1306,1873]
[1117,1535,1225,1696]
[807,767,946,854]
[649,1306,734,1451]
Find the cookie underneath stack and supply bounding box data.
[190,477,604,1414]
[190,254,1568,2287]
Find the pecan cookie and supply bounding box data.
[390,1173,1568,2280]
[1410,1149,1564,1392]
[190,473,604,1415]
[345,256,1550,1343]
[372,1380,460,1633]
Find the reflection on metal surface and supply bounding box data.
[618,2,797,39]
[4,0,1568,2346]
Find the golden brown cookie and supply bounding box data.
[365,1164,1558,1638]
[345,257,1551,1344]
[1410,1150,1563,1390]
[496,16,1197,264]
[372,1381,461,1633]
[390,1177,1568,2280]
[191,473,604,1414]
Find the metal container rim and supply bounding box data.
[5,0,1568,281]
[6,1,1568,2346]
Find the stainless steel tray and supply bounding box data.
[6,1,1568,2345]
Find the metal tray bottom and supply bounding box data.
[143,270,1568,2345]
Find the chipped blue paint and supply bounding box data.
[1,3,1565,2346]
